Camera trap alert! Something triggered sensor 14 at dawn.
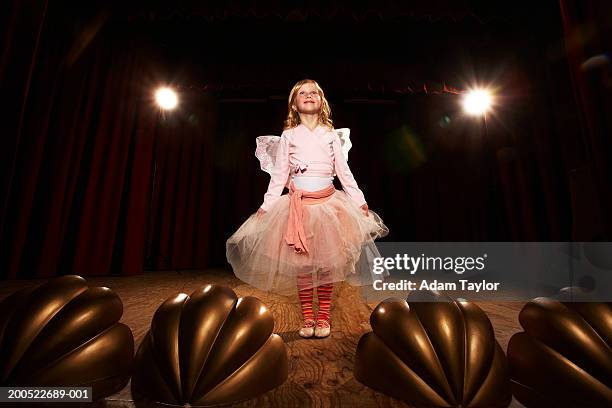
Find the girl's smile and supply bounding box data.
[293,84,322,114]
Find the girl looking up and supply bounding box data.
[227,79,389,338]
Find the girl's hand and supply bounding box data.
[256,207,267,218]
[361,203,369,216]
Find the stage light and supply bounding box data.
[462,89,493,116]
[155,87,178,110]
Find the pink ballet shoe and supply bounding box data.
[299,319,316,338]
[314,319,331,338]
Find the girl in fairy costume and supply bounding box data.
[227,79,388,338]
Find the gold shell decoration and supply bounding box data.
[131,284,288,406]
[355,292,511,407]
[508,297,612,407]
[0,275,134,400]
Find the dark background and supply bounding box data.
[1,0,610,278]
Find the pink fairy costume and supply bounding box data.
[226,124,389,296]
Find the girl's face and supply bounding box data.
[292,82,322,115]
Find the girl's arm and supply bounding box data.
[260,132,290,212]
[333,134,367,207]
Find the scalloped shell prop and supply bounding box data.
[508,297,612,407]
[354,292,511,407]
[0,275,134,401]
[131,284,288,406]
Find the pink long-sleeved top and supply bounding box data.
[260,123,367,212]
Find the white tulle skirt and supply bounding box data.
[226,189,389,296]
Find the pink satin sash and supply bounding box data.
[284,181,335,254]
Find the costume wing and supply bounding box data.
[255,135,291,188]
[335,128,352,160]
[255,135,281,175]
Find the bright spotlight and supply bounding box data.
[462,89,493,116]
[155,87,178,110]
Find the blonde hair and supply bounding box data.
[283,79,334,130]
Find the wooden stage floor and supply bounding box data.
[0,270,527,407]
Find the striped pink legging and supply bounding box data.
[297,269,333,322]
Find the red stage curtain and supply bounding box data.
[144,93,216,271]
[0,3,215,278]
[559,0,612,240]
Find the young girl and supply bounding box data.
[226,79,388,338]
